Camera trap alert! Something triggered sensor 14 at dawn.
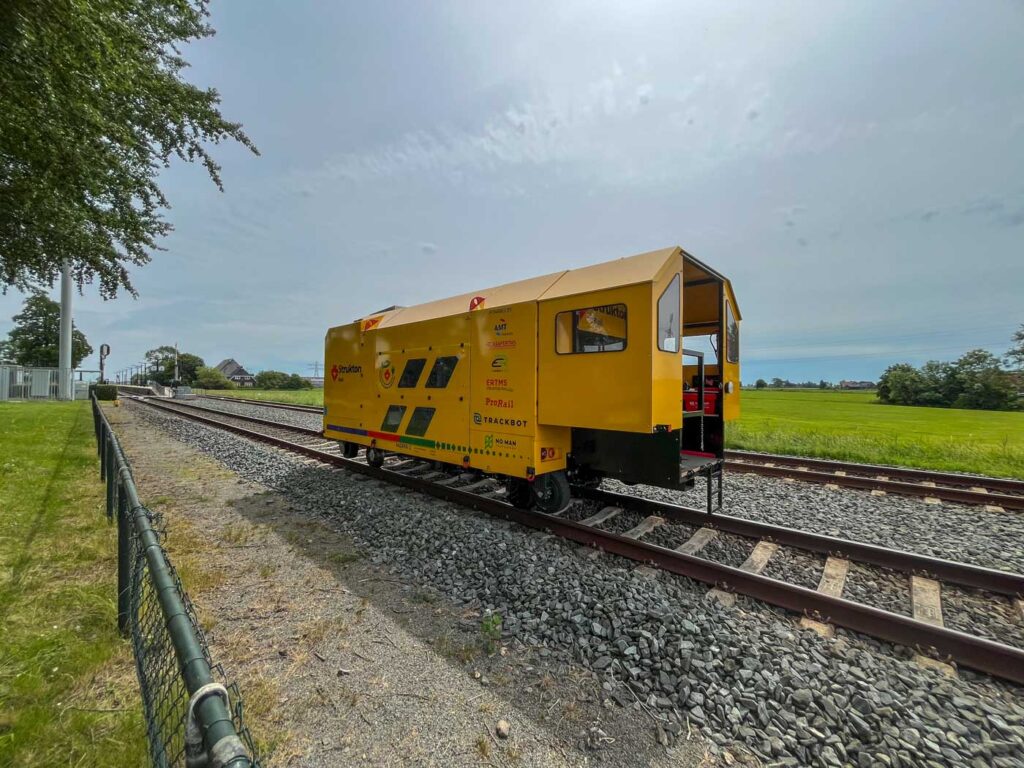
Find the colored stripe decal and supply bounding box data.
[326,424,436,450]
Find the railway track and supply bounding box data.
[192,395,1024,510]
[724,450,1024,511]
[124,394,1024,685]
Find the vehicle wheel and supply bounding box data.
[366,446,385,468]
[342,441,360,459]
[507,478,534,509]
[534,471,572,514]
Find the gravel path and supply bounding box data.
[127,400,1024,768]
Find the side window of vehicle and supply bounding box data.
[657,275,680,352]
[405,406,436,436]
[726,301,739,363]
[555,303,627,354]
[380,405,406,432]
[398,358,426,388]
[425,355,459,388]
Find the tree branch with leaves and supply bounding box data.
[0,0,258,298]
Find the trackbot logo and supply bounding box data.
[474,412,528,428]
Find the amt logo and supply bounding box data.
[494,318,510,336]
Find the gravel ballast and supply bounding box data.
[127,400,1024,767]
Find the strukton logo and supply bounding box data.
[337,363,362,375]
[379,360,395,388]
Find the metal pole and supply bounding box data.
[174,344,180,384]
[58,261,73,400]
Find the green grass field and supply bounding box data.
[194,387,1024,478]
[732,389,1024,478]
[0,402,147,766]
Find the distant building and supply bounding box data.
[839,380,876,390]
[215,358,256,387]
[304,376,325,388]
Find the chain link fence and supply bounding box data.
[92,395,261,767]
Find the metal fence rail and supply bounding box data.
[92,395,261,767]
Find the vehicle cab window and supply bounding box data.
[657,274,680,352]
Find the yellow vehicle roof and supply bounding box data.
[354,247,737,329]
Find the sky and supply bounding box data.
[2,0,1023,383]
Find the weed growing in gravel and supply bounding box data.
[480,612,503,655]
[327,551,362,566]
[475,735,491,759]
[221,522,252,545]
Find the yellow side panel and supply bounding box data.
[323,323,373,435]
[537,284,653,433]
[468,302,541,475]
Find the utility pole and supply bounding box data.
[174,343,180,384]
[58,261,73,400]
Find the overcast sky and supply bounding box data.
[3,0,1022,382]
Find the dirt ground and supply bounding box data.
[106,405,718,767]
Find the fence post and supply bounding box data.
[116,482,131,636]
[99,421,107,478]
[105,441,116,521]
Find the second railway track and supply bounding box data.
[194,394,1024,509]
[125,394,1024,685]
[725,449,1024,511]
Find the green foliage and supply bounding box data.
[878,350,1018,411]
[0,0,258,298]
[1008,324,1024,371]
[144,345,204,386]
[254,370,287,390]
[254,370,313,390]
[93,384,118,401]
[194,366,235,390]
[731,389,1024,478]
[1,292,92,366]
[480,612,502,655]
[754,378,767,389]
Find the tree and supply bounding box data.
[144,345,204,385]
[818,380,829,389]
[949,349,1016,411]
[877,363,925,405]
[0,0,258,298]
[770,377,785,389]
[194,366,234,390]
[754,378,767,389]
[1,292,92,367]
[1008,325,1024,372]
[254,370,291,390]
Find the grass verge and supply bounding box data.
[194,388,323,407]
[0,401,147,766]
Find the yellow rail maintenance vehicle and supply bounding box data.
[324,247,740,513]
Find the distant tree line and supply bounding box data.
[877,327,1023,412]
[254,370,313,390]
[753,378,834,390]
[0,293,92,367]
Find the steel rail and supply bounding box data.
[128,397,1024,685]
[725,455,1024,511]
[725,450,1024,493]
[193,393,323,414]
[579,488,1024,596]
[159,399,325,436]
